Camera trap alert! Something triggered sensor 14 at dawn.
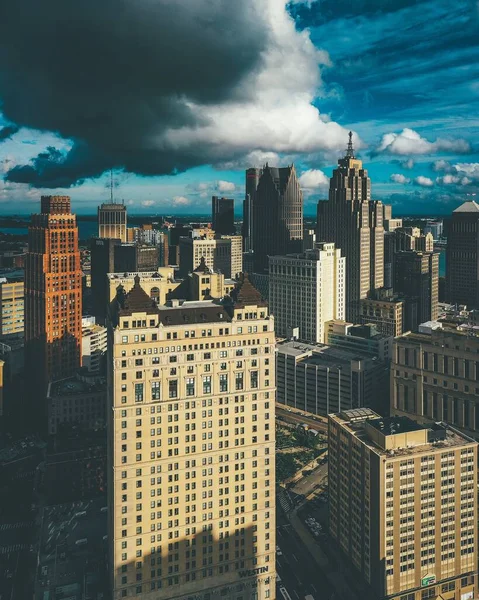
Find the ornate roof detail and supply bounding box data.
[119,275,160,316]
[230,272,267,308]
[193,256,212,274]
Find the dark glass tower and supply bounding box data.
[211,196,235,235]
[252,164,303,273]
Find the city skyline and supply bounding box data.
[0,1,477,214]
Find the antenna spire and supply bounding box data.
[110,169,114,203]
[346,131,355,158]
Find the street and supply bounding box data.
[276,407,328,434]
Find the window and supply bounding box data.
[152,382,160,401]
[220,374,228,392]
[203,376,212,394]
[186,378,195,396]
[250,371,258,389]
[135,383,144,403]
[169,380,178,399]
[235,372,244,391]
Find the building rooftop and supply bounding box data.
[453,200,479,213]
[277,340,380,366]
[367,416,424,436]
[49,375,106,398]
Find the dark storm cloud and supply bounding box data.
[0,125,19,142]
[0,0,268,187]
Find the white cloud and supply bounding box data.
[400,158,415,170]
[215,180,236,193]
[161,1,355,166]
[172,196,191,206]
[140,200,155,207]
[390,173,411,184]
[432,159,452,172]
[375,128,470,156]
[454,163,479,180]
[414,176,434,187]
[299,169,329,190]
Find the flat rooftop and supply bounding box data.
[367,416,424,436]
[277,340,379,366]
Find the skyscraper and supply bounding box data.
[25,196,82,397]
[252,164,303,274]
[394,250,439,331]
[329,408,477,600]
[107,275,276,600]
[242,168,261,252]
[98,202,128,242]
[269,242,345,343]
[446,200,479,308]
[212,196,235,236]
[316,133,384,321]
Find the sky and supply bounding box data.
[0,0,478,215]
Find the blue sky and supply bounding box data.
[0,0,478,215]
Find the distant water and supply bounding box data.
[0,221,99,241]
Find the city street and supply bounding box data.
[291,462,328,497]
[276,407,328,434]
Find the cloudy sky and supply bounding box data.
[0,0,478,215]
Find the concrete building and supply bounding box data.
[187,258,236,301]
[394,251,439,332]
[0,276,24,336]
[98,202,127,242]
[221,235,243,278]
[178,235,233,278]
[252,164,303,274]
[424,220,443,240]
[446,200,479,308]
[108,268,181,308]
[212,197,235,236]
[47,372,106,435]
[326,320,393,361]
[391,324,479,440]
[317,133,384,321]
[359,290,404,337]
[82,319,107,373]
[107,274,276,600]
[25,196,83,399]
[269,242,345,344]
[329,408,477,600]
[276,340,389,417]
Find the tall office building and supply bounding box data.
[446,200,479,308]
[317,133,384,321]
[394,251,439,332]
[329,408,477,600]
[0,276,24,336]
[178,235,234,278]
[107,274,276,600]
[25,196,83,397]
[359,290,404,337]
[252,165,303,274]
[212,197,235,236]
[242,168,261,252]
[269,242,345,343]
[391,323,479,439]
[98,202,128,242]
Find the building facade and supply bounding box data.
[243,168,261,252]
[178,236,233,278]
[316,133,384,321]
[0,277,24,336]
[98,203,128,242]
[252,165,303,274]
[446,200,479,309]
[107,275,276,600]
[276,341,390,417]
[269,242,345,344]
[212,197,235,236]
[394,251,439,332]
[25,196,83,397]
[82,320,108,373]
[329,408,477,600]
[326,320,393,361]
[359,292,404,338]
[391,325,479,439]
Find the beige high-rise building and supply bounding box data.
[178,235,233,278]
[108,274,276,600]
[98,203,128,242]
[0,277,24,336]
[317,132,384,321]
[269,242,345,343]
[391,324,479,439]
[359,292,404,337]
[329,408,477,600]
[221,235,243,278]
[108,268,181,308]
